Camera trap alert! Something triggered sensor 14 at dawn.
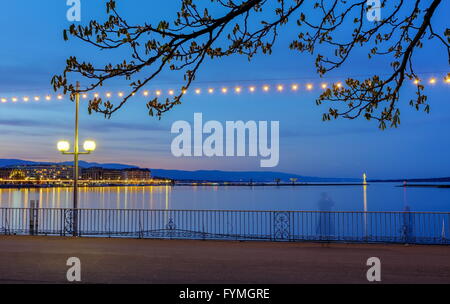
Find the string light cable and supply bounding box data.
[0,74,448,104]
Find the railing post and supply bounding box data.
[29,200,39,236]
[60,209,64,236]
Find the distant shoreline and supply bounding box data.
[395,184,450,188]
[0,182,369,189]
[2,182,450,189]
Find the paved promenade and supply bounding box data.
[0,236,449,284]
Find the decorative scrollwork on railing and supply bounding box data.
[166,217,176,230]
[63,209,73,235]
[274,212,290,241]
[1,212,10,235]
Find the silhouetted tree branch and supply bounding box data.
[52,0,449,129]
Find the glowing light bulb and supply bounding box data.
[306,84,313,90]
[1,98,7,103]
[156,90,161,96]
[57,141,70,153]
[235,87,242,93]
[168,90,174,95]
[249,86,256,92]
[429,77,436,84]
[335,82,343,89]
[94,93,99,98]
[83,140,96,152]
[221,87,228,93]
[445,77,450,84]
[208,88,214,94]
[321,83,328,89]
[182,89,187,94]
[291,84,299,91]
[143,91,149,96]
[413,79,420,85]
[34,96,40,101]
[12,97,17,102]
[118,92,124,97]
[195,89,201,94]
[277,85,283,92]
[23,97,29,102]
[57,95,63,100]
[45,95,51,101]
[106,92,112,98]
[263,85,269,92]
[82,94,88,99]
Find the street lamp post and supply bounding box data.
[57,82,96,236]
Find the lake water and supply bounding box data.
[1,183,449,212]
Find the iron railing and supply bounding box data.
[0,208,448,244]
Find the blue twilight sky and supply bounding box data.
[0,0,449,179]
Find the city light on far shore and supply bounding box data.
[291,84,299,91]
[306,84,313,90]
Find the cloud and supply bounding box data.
[0,118,65,128]
[84,120,169,132]
[0,117,169,133]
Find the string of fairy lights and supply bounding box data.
[0,75,449,104]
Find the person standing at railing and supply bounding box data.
[316,192,335,241]
[401,205,416,243]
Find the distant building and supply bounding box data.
[102,169,123,180]
[1,165,152,183]
[0,168,13,179]
[81,167,151,181]
[81,167,104,180]
[122,168,151,180]
[8,165,77,180]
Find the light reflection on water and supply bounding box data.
[0,183,449,212]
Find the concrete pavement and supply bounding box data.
[0,236,449,284]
